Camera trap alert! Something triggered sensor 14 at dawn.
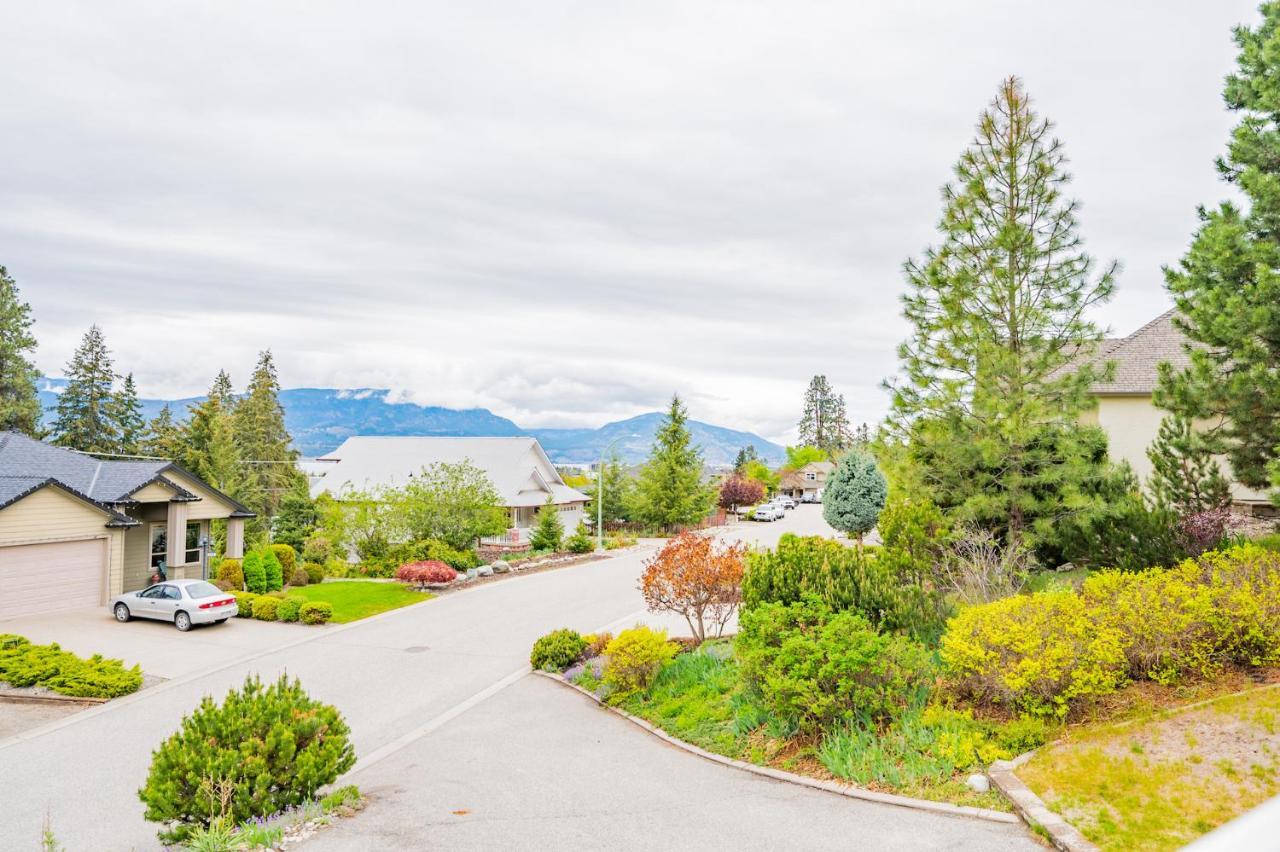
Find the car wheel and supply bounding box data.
[174,611,192,632]
[114,603,131,623]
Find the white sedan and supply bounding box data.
[753,504,784,522]
[109,579,238,631]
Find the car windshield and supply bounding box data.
[185,581,223,599]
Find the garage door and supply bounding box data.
[0,539,105,620]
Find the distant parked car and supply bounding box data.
[753,504,783,522]
[775,496,797,510]
[109,579,238,632]
[800,493,819,504]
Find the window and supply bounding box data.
[185,581,222,599]
[150,525,167,569]
[185,521,202,564]
[140,585,165,598]
[805,472,816,481]
[161,585,181,600]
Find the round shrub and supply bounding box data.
[289,567,310,587]
[303,561,325,584]
[395,560,457,588]
[251,596,280,621]
[215,558,244,590]
[940,589,1127,718]
[822,450,888,543]
[138,674,355,843]
[302,535,334,565]
[602,626,678,699]
[565,524,595,554]
[232,591,259,618]
[299,601,333,625]
[737,597,933,732]
[269,543,298,578]
[530,628,587,671]
[261,550,284,593]
[242,552,267,595]
[277,598,302,623]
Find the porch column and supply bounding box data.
[225,517,245,559]
[166,501,189,573]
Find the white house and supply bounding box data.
[309,436,590,544]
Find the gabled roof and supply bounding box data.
[0,432,254,517]
[1072,309,1195,396]
[312,436,590,506]
[0,476,139,526]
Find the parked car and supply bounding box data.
[775,496,797,510]
[109,579,238,632]
[753,504,783,522]
[800,493,820,504]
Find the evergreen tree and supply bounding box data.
[113,373,145,454]
[182,371,246,499]
[529,497,565,551]
[1156,7,1280,497]
[141,404,186,460]
[797,375,851,454]
[1147,414,1231,515]
[588,452,633,524]
[632,395,714,529]
[272,477,317,552]
[732,445,759,472]
[51,325,121,453]
[233,351,302,528]
[823,451,888,546]
[0,266,42,435]
[885,77,1116,543]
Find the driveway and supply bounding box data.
[0,606,315,680]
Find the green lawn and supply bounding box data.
[288,581,432,623]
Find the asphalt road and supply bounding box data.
[0,507,1034,850]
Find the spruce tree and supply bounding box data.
[885,77,1116,543]
[632,394,713,529]
[529,497,565,551]
[141,404,186,460]
[52,325,121,453]
[271,477,317,552]
[233,351,302,527]
[113,373,145,455]
[797,375,851,455]
[732,445,759,472]
[182,371,246,498]
[823,450,888,546]
[0,266,42,435]
[588,451,632,524]
[1157,7,1280,496]
[1147,414,1231,515]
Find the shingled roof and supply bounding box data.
[1074,309,1194,396]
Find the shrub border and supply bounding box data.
[532,669,1020,826]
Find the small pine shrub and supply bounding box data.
[303,562,325,584]
[299,602,333,625]
[232,591,259,618]
[269,544,298,577]
[277,598,302,623]
[0,636,142,698]
[138,674,355,843]
[565,523,594,554]
[242,552,267,595]
[529,500,564,552]
[602,626,678,700]
[215,558,244,590]
[251,596,280,621]
[530,628,587,671]
[737,597,933,733]
[261,550,284,593]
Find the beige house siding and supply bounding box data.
[164,471,242,521]
[130,482,179,503]
[0,487,126,601]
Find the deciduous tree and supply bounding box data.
[718,474,765,515]
[639,531,745,642]
[392,460,507,549]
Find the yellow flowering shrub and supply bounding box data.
[940,590,1127,718]
[1193,544,1280,667]
[603,626,679,701]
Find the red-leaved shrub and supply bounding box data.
[395,560,458,587]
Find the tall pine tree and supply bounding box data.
[1156,6,1280,498]
[632,394,713,529]
[141,403,186,460]
[182,371,243,492]
[233,351,302,529]
[797,375,851,455]
[885,78,1116,543]
[0,266,42,435]
[113,373,145,454]
[52,325,121,453]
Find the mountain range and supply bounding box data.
[36,382,786,466]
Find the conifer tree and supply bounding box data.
[233,351,302,527]
[141,404,186,460]
[182,371,245,498]
[632,394,713,529]
[797,375,851,455]
[113,373,145,455]
[529,497,565,551]
[0,266,42,435]
[732,445,759,472]
[52,325,121,453]
[588,451,632,524]
[1147,414,1231,515]
[1157,6,1280,497]
[823,451,888,547]
[885,77,1116,543]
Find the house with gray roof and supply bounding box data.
[1071,310,1270,509]
[0,432,254,620]
[309,436,590,546]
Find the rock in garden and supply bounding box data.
[465,568,478,580]
[477,564,494,577]
[966,773,990,793]
[491,562,510,574]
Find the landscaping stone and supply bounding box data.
[477,564,494,577]
[465,568,478,580]
[491,562,510,574]
[966,773,990,794]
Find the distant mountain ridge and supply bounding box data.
[36,381,785,466]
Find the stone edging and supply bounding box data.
[532,669,1019,826]
[988,752,1097,851]
[0,690,107,706]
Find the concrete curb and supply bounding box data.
[988,752,1097,851]
[533,669,1020,826]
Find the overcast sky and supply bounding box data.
[0,1,1261,443]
